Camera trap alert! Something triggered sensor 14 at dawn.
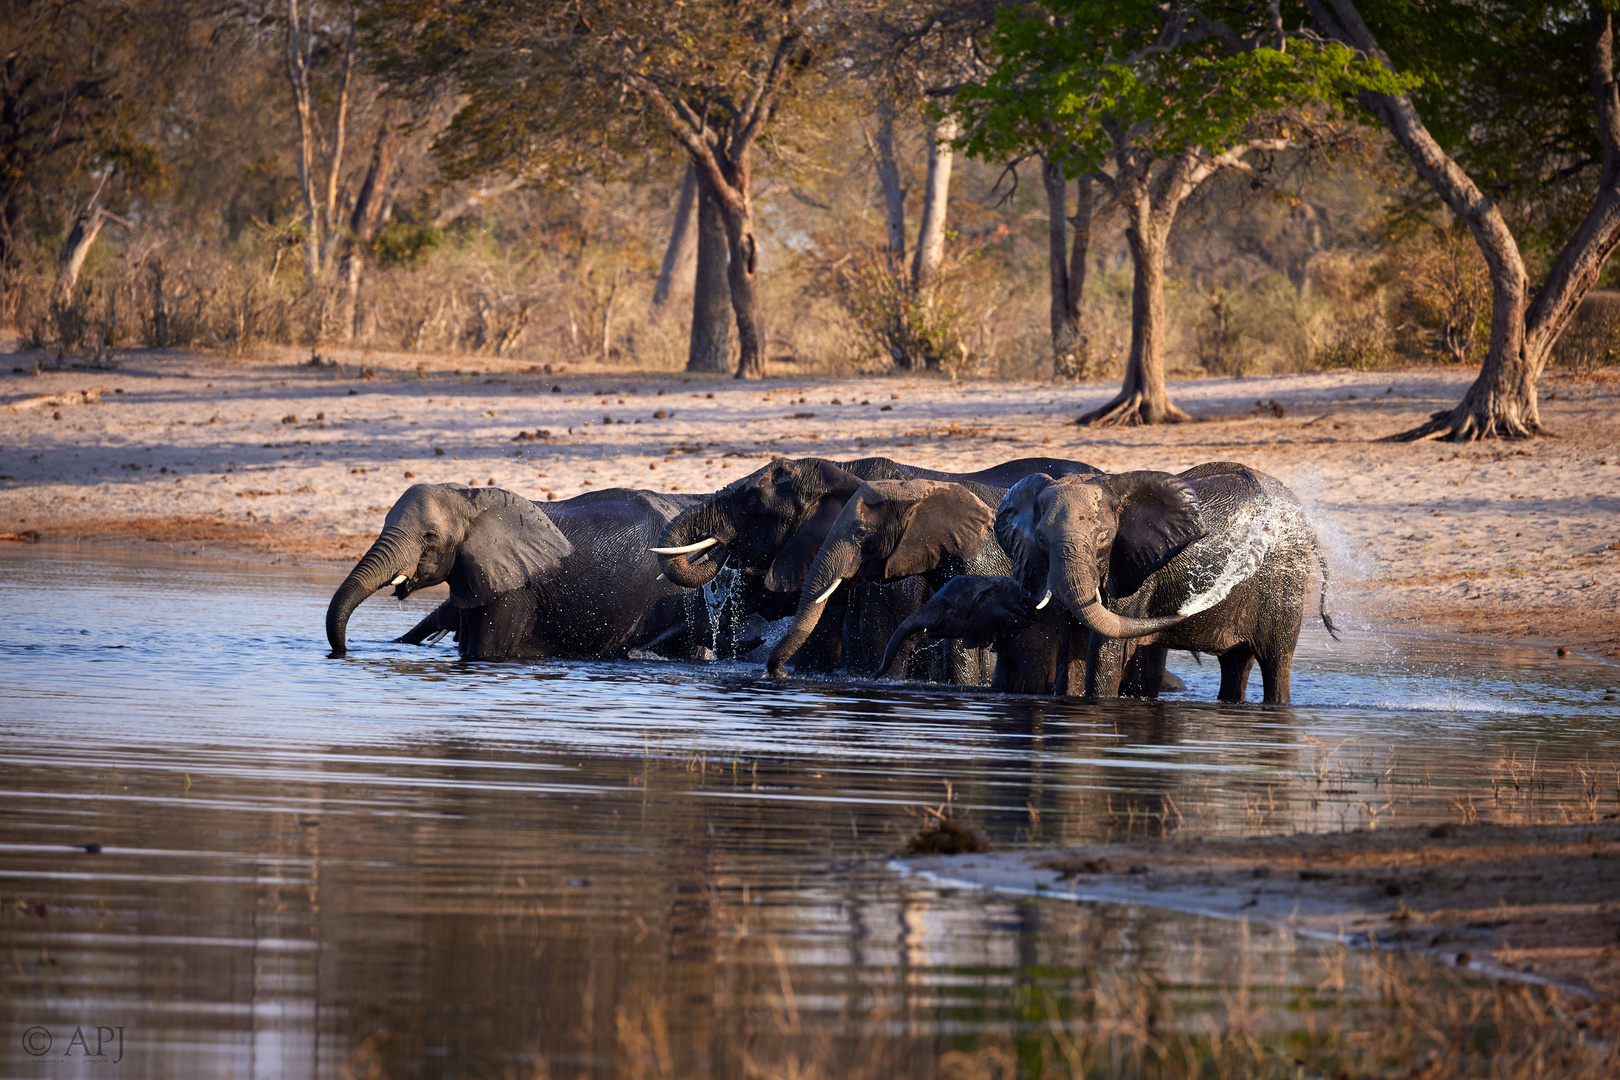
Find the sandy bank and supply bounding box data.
[2,342,1617,659]
[904,820,1620,1000]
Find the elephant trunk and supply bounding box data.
[1052,564,1185,641]
[765,540,860,676]
[655,503,733,588]
[877,611,927,679]
[327,530,414,656]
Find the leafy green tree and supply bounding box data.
[957,1,1396,424]
[1299,0,1620,440]
[362,0,817,379]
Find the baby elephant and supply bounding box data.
[877,576,1036,681]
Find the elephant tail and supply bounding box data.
[1313,534,1339,641]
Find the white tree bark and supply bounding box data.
[911,114,957,291]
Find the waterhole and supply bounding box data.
[2,545,1616,1077]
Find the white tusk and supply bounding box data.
[390,573,407,586]
[1035,589,1052,610]
[656,573,664,581]
[813,578,842,604]
[648,537,719,556]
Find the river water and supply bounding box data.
[2,545,1617,1079]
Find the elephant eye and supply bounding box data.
[422,531,440,546]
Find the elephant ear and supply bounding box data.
[447,488,574,608]
[1096,471,1204,598]
[764,493,847,593]
[884,481,994,580]
[994,473,1056,580]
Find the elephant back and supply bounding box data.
[1154,464,1313,613]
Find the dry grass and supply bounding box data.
[338,941,1620,1080]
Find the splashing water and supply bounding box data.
[1177,503,1286,617]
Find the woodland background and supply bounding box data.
[5,0,1619,388]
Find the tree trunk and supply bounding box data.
[911,114,957,291]
[874,95,907,273]
[722,203,767,379]
[342,117,396,343]
[1042,155,1090,377]
[1382,3,1620,439]
[1078,199,1190,426]
[51,201,106,307]
[686,174,732,373]
[653,164,699,310]
[1357,84,1538,439]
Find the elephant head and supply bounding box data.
[326,483,573,656]
[994,471,1204,642]
[765,479,993,676]
[651,457,862,590]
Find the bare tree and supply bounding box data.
[284,0,354,291]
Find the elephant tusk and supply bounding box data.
[1035,589,1052,610]
[390,573,408,586]
[649,537,719,556]
[813,578,842,604]
[656,573,665,581]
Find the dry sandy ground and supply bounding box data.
[2,340,1617,657]
[905,820,1620,1000]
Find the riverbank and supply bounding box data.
[2,341,1618,660]
[905,818,1620,1001]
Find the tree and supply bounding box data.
[284,0,355,296]
[957,1,1395,424]
[363,0,817,379]
[0,0,190,306]
[1300,1,1620,441]
[1041,150,1096,377]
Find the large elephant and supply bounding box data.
[326,484,710,661]
[762,479,999,678]
[652,455,1100,675]
[995,462,1334,704]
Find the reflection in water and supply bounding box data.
[1,546,1616,1077]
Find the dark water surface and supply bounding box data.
[2,545,1618,1079]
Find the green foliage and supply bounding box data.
[371,221,442,269]
[1294,1,1610,255]
[956,2,1406,173]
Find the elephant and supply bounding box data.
[326,483,711,661]
[652,455,1101,675]
[762,479,1000,678]
[995,462,1334,704]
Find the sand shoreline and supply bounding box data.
[3,342,1618,661]
[904,819,1620,1001]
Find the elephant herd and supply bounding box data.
[326,453,1335,704]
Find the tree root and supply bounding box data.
[1386,405,1546,443]
[1076,391,1192,427]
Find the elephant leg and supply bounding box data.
[1254,576,1306,705]
[1120,643,1168,699]
[396,600,460,646]
[457,590,542,660]
[1216,644,1256,703]
[1253,617,1301,704]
